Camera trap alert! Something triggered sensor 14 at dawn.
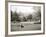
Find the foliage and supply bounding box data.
[27,14,32,21]
[23,17,27,21]
[11,11,21,22]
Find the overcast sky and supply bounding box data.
[11,5,40,16]
[11,6,35,16]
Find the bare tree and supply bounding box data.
[33,6,41,23]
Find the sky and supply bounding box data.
[11,5,35,16]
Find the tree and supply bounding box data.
[33,6,41,23]
[27,14,32,21]
[23,17,27,21]
[37,9,41,23]
[11,11,13,21]
[11,11,21,22]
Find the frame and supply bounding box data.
[8,1,45,35]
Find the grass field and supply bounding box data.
[11,22,41,31]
